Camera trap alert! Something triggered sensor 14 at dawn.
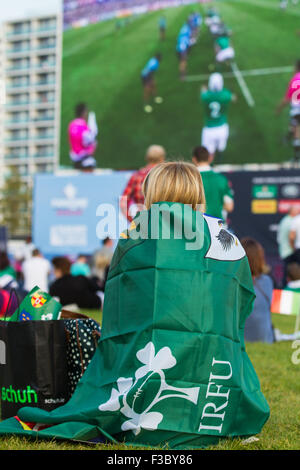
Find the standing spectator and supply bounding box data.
[91,237,114,287]
[277,206,299,285]
[120,145,166,222]
[50,257,103,310]
[22,248,51,293]
[192,145,234,220]
[241,238,275,343]
[0,251,18,290]
[21,236,36,261]
[286,262,300,292]
[289,210,300,264]
[71,254,91,277]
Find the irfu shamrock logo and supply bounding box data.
[99,342,200,435]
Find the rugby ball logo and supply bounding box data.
[99,342,200,435]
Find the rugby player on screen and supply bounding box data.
[200,73,237,164]
[141,54,163,113]
[176,34,190,80]
[276,60,300,162]
[215,34,235,66]
[68,103,98,171]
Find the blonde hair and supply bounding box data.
[143,161,206,212]
[145,145,166,164]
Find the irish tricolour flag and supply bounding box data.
[271,289,300,316]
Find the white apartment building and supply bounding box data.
[0,13,62,189]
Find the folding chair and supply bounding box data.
[271,289,300,334]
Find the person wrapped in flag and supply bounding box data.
[0,162,269,449]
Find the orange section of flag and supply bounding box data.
[271,290,282,314]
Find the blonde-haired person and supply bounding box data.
[142,160,206,213]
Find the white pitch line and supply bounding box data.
[185,65,294,82]
[230,62,255,107]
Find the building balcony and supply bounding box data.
[32,153,55,159]
[6,80,56,92]
[6,65,31,75]
[4,153,29,160]
[32,116,55,123]
[6,83,31,91]
[5,118,30,127]
[34,134,55,141]
[6,29,32,39]
[6,25,57,39]
[4,138,30,147]
[6,101,30,109]
[33,99,56,108]
[35,25,57,33]
[6,47,31,57]
[35,44,56,54]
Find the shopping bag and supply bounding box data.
[0,320,70,419]
[4,286,62,322]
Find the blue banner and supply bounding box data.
[33,172,133,256]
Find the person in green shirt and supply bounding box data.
[215,35,235,64]
[0,251,18,290]
[200,72,236,163]
[192,145,234,221]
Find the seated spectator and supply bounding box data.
[0,251,18,291]
[286,263,300,292]
[241,237,275,343]
[22,248,51,293]
[49,257,103,310]
[71,254,91,277]
[91,237,114,289]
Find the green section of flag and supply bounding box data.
[3,286,61,322]
[0,204,270,448]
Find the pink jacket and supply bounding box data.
[69,118,97,161]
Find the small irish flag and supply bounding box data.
[271,289,300,316]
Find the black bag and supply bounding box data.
[0,320,70,420]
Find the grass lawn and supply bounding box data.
[60,0,300,169]
[0,311,299,450]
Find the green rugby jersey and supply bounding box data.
[201,88,232,127]
[216,36,230,50]
[199,167,234,220]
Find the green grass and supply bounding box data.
[0,312,299,450]
[60,0,300,169]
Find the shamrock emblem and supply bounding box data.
[99,342,200,435]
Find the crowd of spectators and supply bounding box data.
[63,0,195,28]
[0,236,114,317]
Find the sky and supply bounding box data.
[0,0,62,23]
